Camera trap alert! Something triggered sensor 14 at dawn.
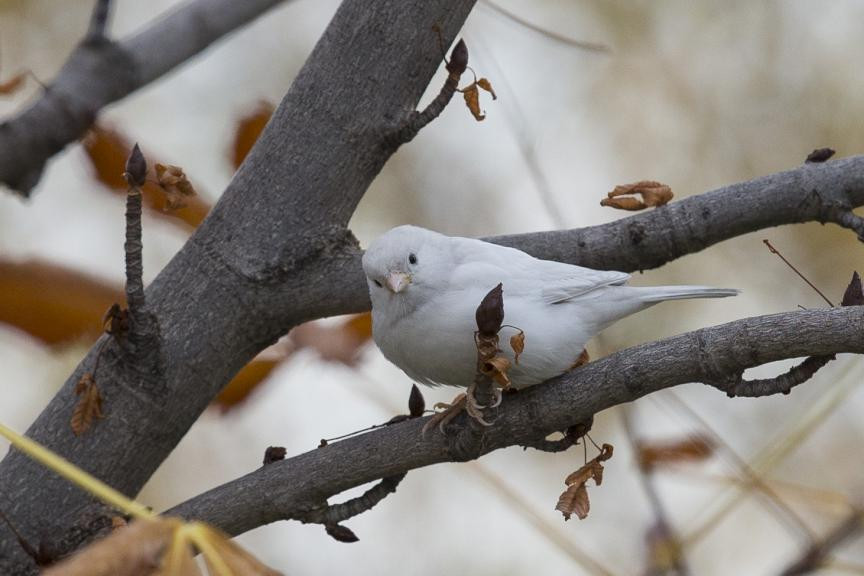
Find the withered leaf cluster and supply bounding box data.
[155,163,197,212]
[556,443,613,521]
[0,71,27,96]
[461,77,497,122]
[601,180,673,211]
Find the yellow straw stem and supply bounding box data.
[0,421,154,520]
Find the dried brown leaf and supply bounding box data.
[556,483,590,521]
[462,84,485,121]
[0,72,27,96]
[42,518,174,576]
[482,356,511,388]
[232,101,275,169]
[557,444,613,520]
[636,435,714,471]
[102,303,128,337]
[509,331,525,364]
[155,163,197,212]
[71,374,103,436]
[476,77,497,100]
[602,180,673,211]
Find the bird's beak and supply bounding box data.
[385,271,411,293]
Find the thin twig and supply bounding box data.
[762,240,834,307]
[712,355,835,398]
[85,0,112,42]
[621,407,691,576]
[296,474,407,527]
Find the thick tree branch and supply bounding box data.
[0,0,288,196]
[1,0,862,571]
[319,155,864,317]
[0,1,478,573]
[166,307,864,537]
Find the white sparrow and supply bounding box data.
[362,225,737,390]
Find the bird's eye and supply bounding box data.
[408,253,417,265]
[373,279,382,288]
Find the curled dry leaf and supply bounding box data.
[0,71,27,96]
[462,84,484,121]
[325,523,359,543]
[476,77,497,100]
[408,384,426,418]
[155,163,197,212]
[102,303,128,337]
[556,443,613,521]
[841,271,863,307]
[635,435,714,472]
[509,331,525,364]
[71,373,103,436]
[482,355,512,389]
[601,180,673,211]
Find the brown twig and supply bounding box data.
[621,408,691,576]
[762,240,834,307]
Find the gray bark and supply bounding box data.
[0,0,861,572]
[0,0,288,195]
[165,307,864,536]
[0,0,477,572]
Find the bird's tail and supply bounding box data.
[635,285,739,303]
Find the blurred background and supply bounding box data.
[1,0,863,574]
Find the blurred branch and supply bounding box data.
[780,510,863,576]
[166,306,864,537]
[620,408,690,576]
[481,1,610,52]
[0,0,288,196]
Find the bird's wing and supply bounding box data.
[449,237,630,304]
[533,259,630,304]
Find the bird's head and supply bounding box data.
[362,225,449,315]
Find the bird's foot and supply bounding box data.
[422,381,502,436]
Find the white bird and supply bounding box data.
[362,225,738,390]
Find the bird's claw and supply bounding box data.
[422,382,501,437]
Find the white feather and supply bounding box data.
[362,225,738,389]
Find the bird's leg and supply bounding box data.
[569,349,590,370]
[422,393,467,436]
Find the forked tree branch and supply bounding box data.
[0,0,288,196]
[1,0,863,571]
[165,306,864,536]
